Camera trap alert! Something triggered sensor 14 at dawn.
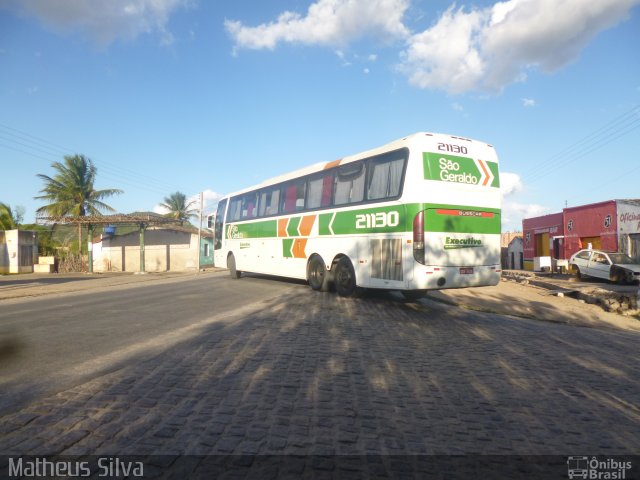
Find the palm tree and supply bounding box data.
[0,202,22,230]
[34,154,123,252]
[159,192,198,226]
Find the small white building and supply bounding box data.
[507,236,524,270]
[92,227,211,272]
[0,230,38,274]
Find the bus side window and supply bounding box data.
[334,162,365,205]
[368,155,405,200]
[241,193,257,219]
[321,174,333,207]
[268,188,280,215]
[227,197,242,222]
[258,187,280,217]
[283,185,297,213]
[283,181,306,213]
[307,173,333,209]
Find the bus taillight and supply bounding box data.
[413,210,425,265]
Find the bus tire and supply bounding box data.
[401,290,427,302]
[307,255,328,291]
[228,253,241,279]
[334,256,356,297]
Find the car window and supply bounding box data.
[576,251,591,260]
[592,253,609,265]
[608,253,635,264]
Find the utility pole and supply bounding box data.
[197,191,203,274]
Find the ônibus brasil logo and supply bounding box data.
[444,236,483,250]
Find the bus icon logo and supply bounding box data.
[567,456,589,479]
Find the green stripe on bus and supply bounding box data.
[282,238,293,258]
[326,205,407,235]
[225,219,277,239]
[287,217,301,237]
[487,161,500,188]
[319,213,333,236]
[226,203,500,238]
[424,208,500,234]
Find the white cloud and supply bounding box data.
[502,200,549,231]
[399,0,640,94]
[1,0,190,47]
[225,0,411,51]
[500,172,523,196]
[522,98,536,107]
[500,171,547,230]
[198,189,224,211]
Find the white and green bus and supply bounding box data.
[212,132,501,299]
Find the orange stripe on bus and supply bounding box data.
[292,238,308,258]
[278,218,288,237]
[436,209,495,218]
[299,215,316,236]
[436,209,460,216]
[324,159,342,170]
[478,159,491,186]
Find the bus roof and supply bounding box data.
[223,132,495,198]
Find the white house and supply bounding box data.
[0,230,38,274]
[507,236,524,270]
[92,227,213,272]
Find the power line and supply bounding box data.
[523,105,640,184]
[0,123,187,195]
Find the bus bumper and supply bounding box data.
[410,264,501,290]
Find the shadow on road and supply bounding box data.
[1,279,638,468]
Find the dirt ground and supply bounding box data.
[429,278,640,333]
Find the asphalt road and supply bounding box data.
[0,272,305,414]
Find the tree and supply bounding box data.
[0,202,24,230]
[159,191,198,226]
[34,154,123,252]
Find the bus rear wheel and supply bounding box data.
[334,256,356,297]
[227,253,241,279]
[307,255,328,291]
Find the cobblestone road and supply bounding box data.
[1,288,639,477]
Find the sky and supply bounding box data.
[1,0,639,231]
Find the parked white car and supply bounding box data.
[569,249,640,284]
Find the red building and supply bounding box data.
[563,200,618,254]
[522,199,640,270]
[522,213,563,271]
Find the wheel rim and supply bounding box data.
[310,260,325,287]
[336,263,353,291]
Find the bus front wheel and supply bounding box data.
[228,253,241,279]
[334,256,356,297]
[307,255,328,291]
